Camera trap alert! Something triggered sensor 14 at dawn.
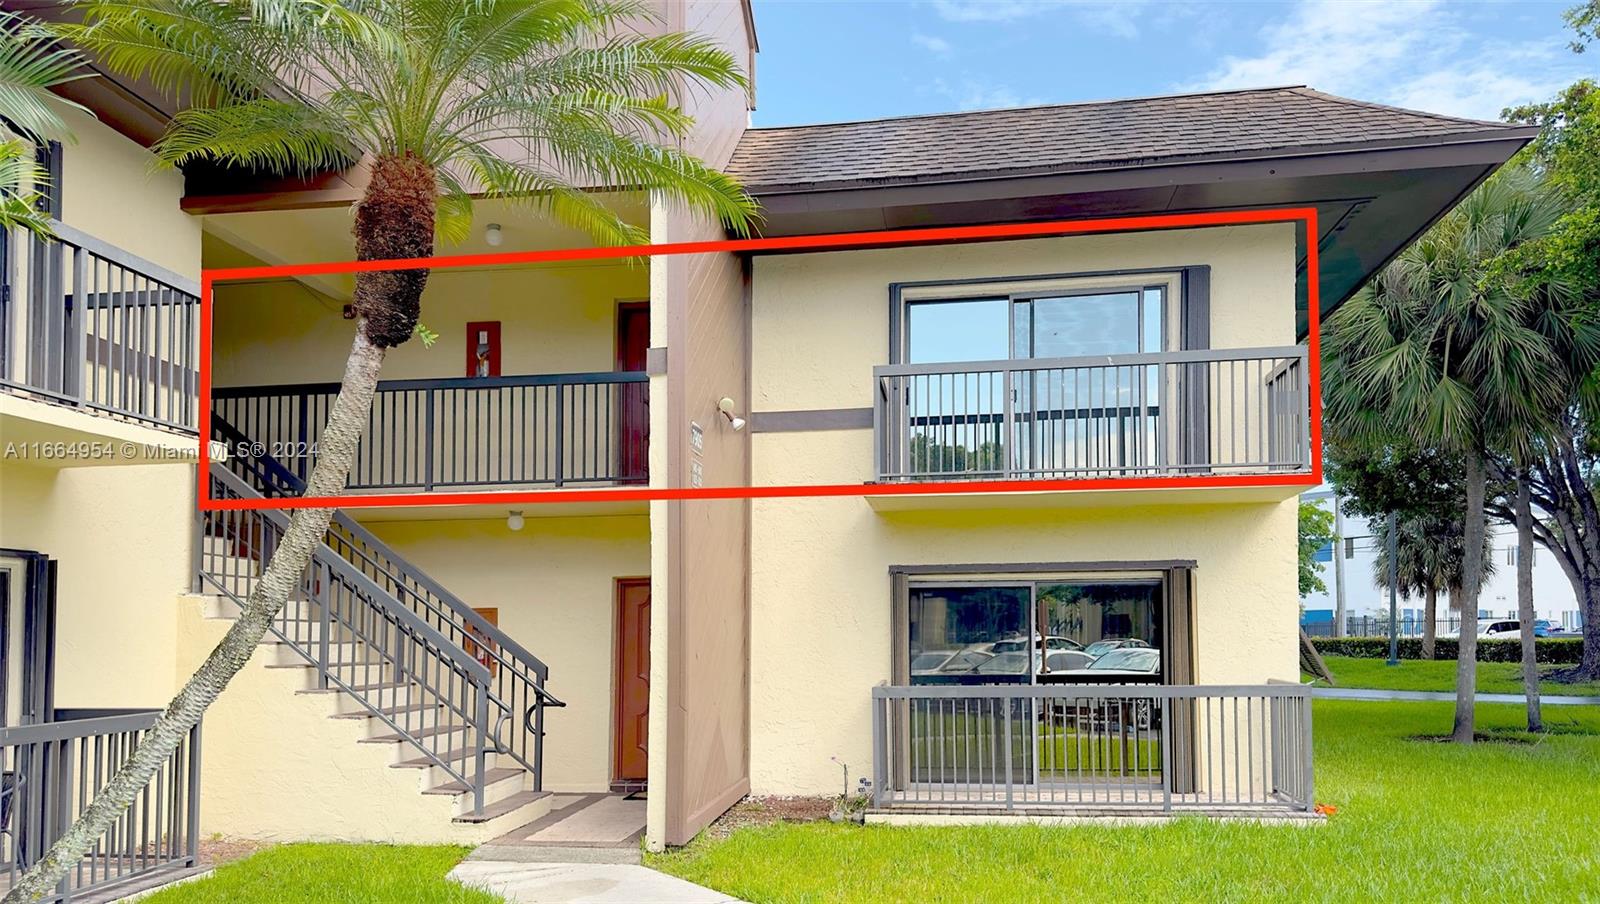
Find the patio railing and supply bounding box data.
[874,346,1310,482]
[1,710,202,903]
[212,370,648,492]
[869,684,1314,813]
[0,221,201,432]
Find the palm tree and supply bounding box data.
[1370,511,1492,659]
[3,2,756,899]
[0,10,89,232]
[1324,166,1585,743]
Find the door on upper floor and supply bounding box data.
[615,302,649,484]
[612,578,651,787]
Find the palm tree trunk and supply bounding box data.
[1453,447,1486,743]
[1422,585,1438,660]
[1,331,384,904]
[1516,473,1542,731]
[4,154,434,903]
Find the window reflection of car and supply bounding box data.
[973,650,1094,676]
[990,635,1083,654]
[910,644,999,675]
[909,650,958,674]
[1062,648,1161,676]
[1082,638,1151,658]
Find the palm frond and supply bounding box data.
[153,99,352,175]
[0,10,93,141]
[0,136,51,233]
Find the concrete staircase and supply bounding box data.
[184,531,552,843]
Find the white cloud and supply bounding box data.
[1184,0,1586,120]
[930,0,1153,39]
[911,33,954,55]
[928,76,1045,111]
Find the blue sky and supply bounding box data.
[749,0,1595,126]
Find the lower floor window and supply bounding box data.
[908,578,1163,684]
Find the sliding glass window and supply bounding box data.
[907,578,1163,685]
[898,280,1171,479]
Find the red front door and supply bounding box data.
[613,578,651,783]
[616,303,649,483]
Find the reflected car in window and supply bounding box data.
[1062,648,1161,676]
[1082,638,1151,658]
[973,651,1031,675]
[990,635,1084,654]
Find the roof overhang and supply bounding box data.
[740,128,1537,334]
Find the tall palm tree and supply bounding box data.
[1324,166,1586,743]
[0,9,89,232]
[1370,511,1492,660]
[3,2,756,899]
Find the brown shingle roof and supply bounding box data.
[727,86,1525,193]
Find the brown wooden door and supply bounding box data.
[613,578,651,782]
[616,302,649,483]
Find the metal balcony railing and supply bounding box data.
[869,684,1314,813]
[212,370,649,492]
[0,221,201,432]
[873,347,1310,483]
[1,710,202,903]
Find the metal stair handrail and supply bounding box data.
[201,464,501,813]
[210,413,564,779]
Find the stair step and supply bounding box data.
[424,767,523,796]
[330,702,442,720]
[391,747,481,769]
[359,723,469,744]
[453,790,551,825]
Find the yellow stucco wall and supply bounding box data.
[746,225,1303,795]
[210,262,647,386]
[0,461,191,710]
[57,108,201,282]
[365,514,651,792]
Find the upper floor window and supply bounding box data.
[901,274,1177,365]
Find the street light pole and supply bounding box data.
[1387,510,1400,666]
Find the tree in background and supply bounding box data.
[0,10,87,232]
[1323,167,1585,742]
[2,2,757,901]
[1369,509,1493,660]
[1496,28,1600,682]
[1326,444,1480,659]
[1297,501,1335,597]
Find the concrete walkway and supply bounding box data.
[1312,687,1600,706]
[450,861,743,904]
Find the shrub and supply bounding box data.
[1311,636,1582,664]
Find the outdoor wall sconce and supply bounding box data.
[485,223,504,246]
[506,511,525,531]
[718,397,746,431]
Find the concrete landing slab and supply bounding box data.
[450,862,743,903]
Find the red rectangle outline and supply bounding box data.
[199,207,1322,511]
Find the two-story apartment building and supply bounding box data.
[1,1,1536,896]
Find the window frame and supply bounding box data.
[889,267,1206,366]
[899,568,1180,687]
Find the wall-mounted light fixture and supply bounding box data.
[506,510,524,531]
[485,223,504,247]
[718,397,746,431]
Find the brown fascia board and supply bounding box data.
[741,126,1542,203]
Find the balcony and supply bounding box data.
[871,347,1311,506]
[211,370,649,495]
[0,221,203,462]
[867,683,1316,820]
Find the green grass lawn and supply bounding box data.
[649,701,1600,903]
[1310,654,1600,696]
[142,843,496,903]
